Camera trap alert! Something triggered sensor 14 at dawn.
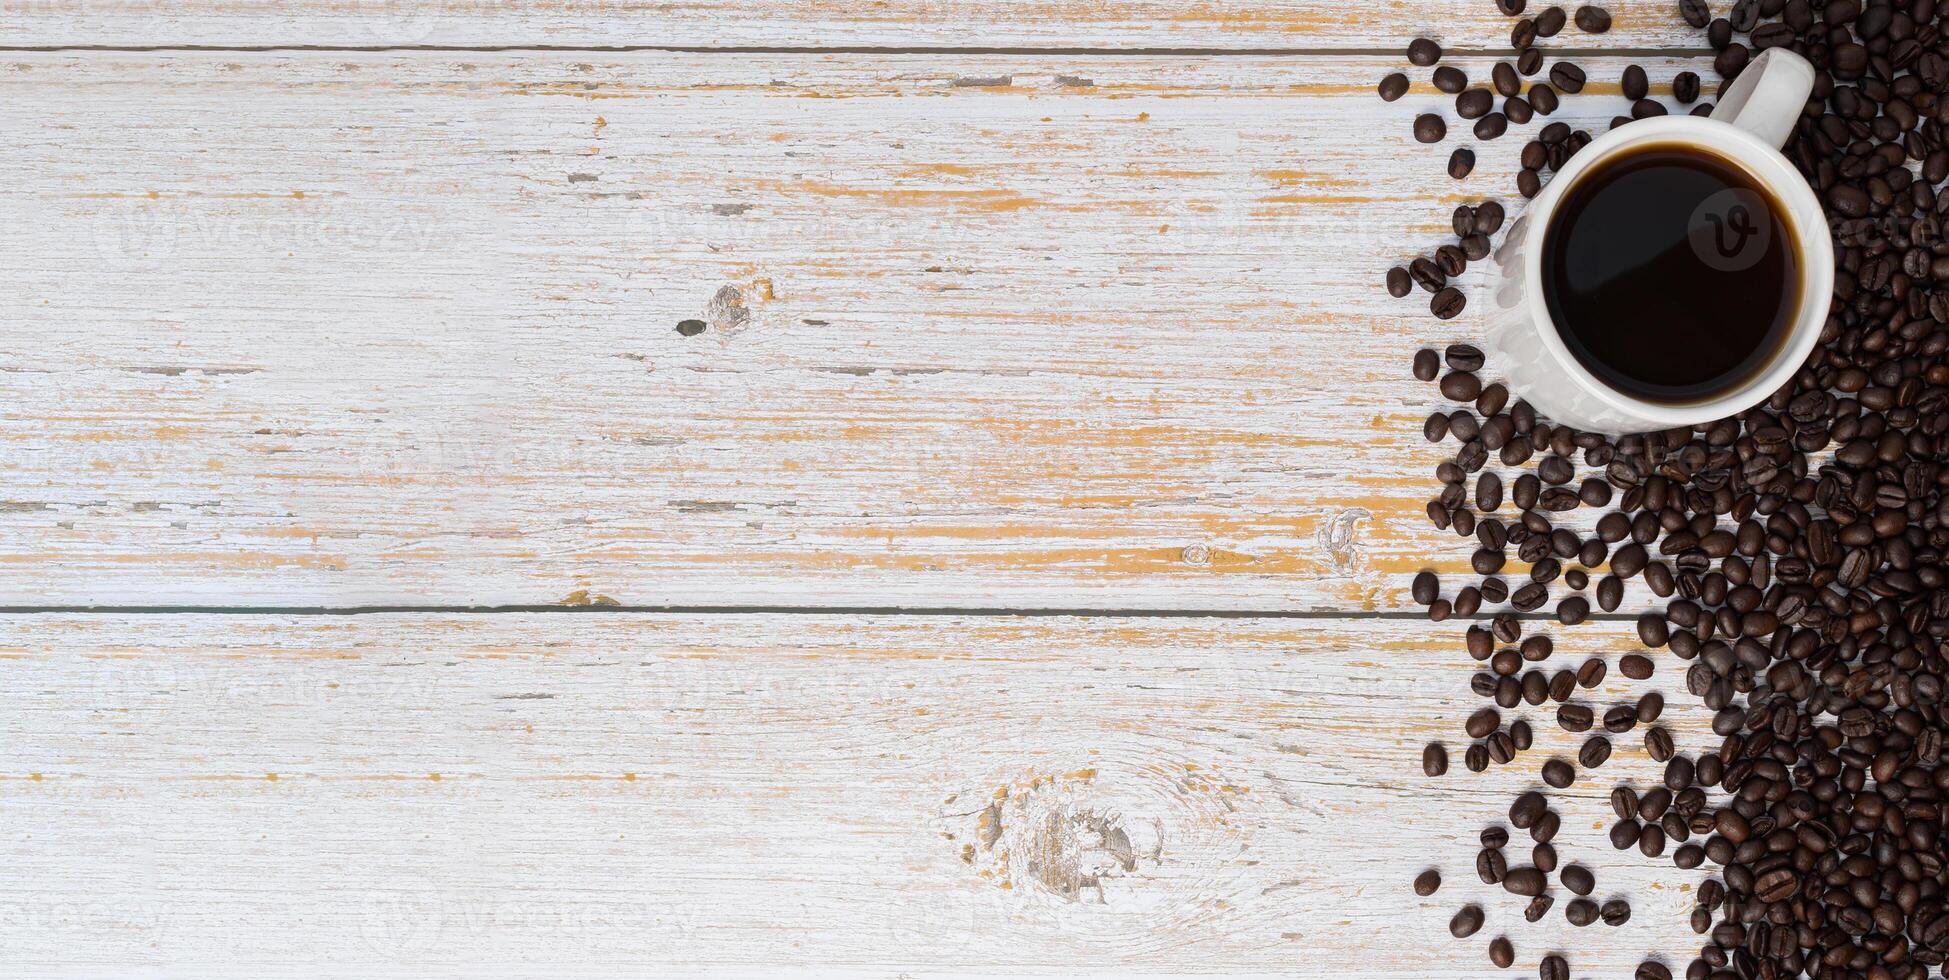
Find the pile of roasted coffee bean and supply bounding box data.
[1388,1,1949,979]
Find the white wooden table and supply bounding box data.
[0,5,1717,975]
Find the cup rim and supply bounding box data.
[1519,115,1835,429]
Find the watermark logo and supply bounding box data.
[1688,187,1773,273]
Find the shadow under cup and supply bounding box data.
[1538,141,1802,408]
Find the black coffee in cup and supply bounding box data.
[1540,144,1800,404]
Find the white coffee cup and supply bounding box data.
[1487,48,1833,435]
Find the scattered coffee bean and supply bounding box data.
[1548,62,1585,93]
[1621,64,1648,100]
[1451,904,1484,938]
[1578,735,1610,768]
[1431,287,1465,319]
[1448,147,1476,179]
[1433,65,1468,94]
[1672,70,1699,103]
[1489,936,1514,969]
[1502,866,1546,896]
[1541,758,1574,787]
[1414,114,1447,143]
[1539,954,1568,980]
[1644,726,1674,761]
[1523,893,1554,922]
[1561,864,1593,895]
[1564,898,1597,926]
[1599,899,1630,926]
[1574,4,1610,31]
[1378,72,1411,102]
[1423,742,1448,776]
[1408,38,1443,66]
[1535,5,1566,34]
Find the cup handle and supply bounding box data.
[1710,48,1816,149]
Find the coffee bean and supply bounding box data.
[1465,743,1489,772]
[1636,962,1672,980]
[1645,726,1674,761]
[1535,5,1566,34]
[1489,936,1514,969]
[1636,692,1662,722]
[1555,704,1591,734]
[1414,114,1446,143]
[1504,96,1533,125]
[1491,62,1521,99]
[1638,822,1665,857]
[1579,735,1611,768]
[1414,868,1441,896]
[1407,38,1442,66]
[1576,658,1605,688]
[1517,48,1543,76]
[1523,894,1554,922]
[1517,168,1541,199]
[1506,582,1542,611]
[1679,0,1710,27]
[1478,847,1508,884]
[1602,705,1636,733]
[1389,267,1413,299]
[1631,98,1666,118]
[1431,287,1465,319]
[1609,818,1640,850]
[1509,790,1546,828]
[1672,70,1699,103]
[1423,742,1448,776]
[1411,570,1441,606]
[1540,758,1574,787]
[1556,596,1588,625]
[1561,863,1594,895]
[1502,866,1546,896]
[1498,0,1527,12]
[1432,65,1467,94]
[1596,575,1623,610]
[1548,62,1586,93]
[1564,898,1597,926]
[1450,905,1484,938]
[1600,899,1630,926]
[1473,113,1507,140]
[1465,707,1499,739]
[1528,84,1558,115]
[1448,147,1476,179]
[1574,4,1611,31]
[1512,17,1537,48]
[1378,72,1409,101]
[1610,786,1637,820]
[1622,64,1648,100]
[1529,809,1558,844]
[1455,89,1493,120]
[1539,954,1568,980]
[1531,841,1555,873]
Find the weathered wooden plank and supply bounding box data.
[0,53,1705,608]
[0,0,1704,51]
[0,613,1705,976]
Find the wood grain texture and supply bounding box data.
[2,613,1708,977]
[0,51,1710,608]
[0,0,1704,50]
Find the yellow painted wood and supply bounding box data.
[1,613,1703,975]
[0,52,1708,608]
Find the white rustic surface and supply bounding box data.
[0,4,1729,975]
[0,0,1704,49]
[0,52,1697,609]
[4,615,1705,977]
